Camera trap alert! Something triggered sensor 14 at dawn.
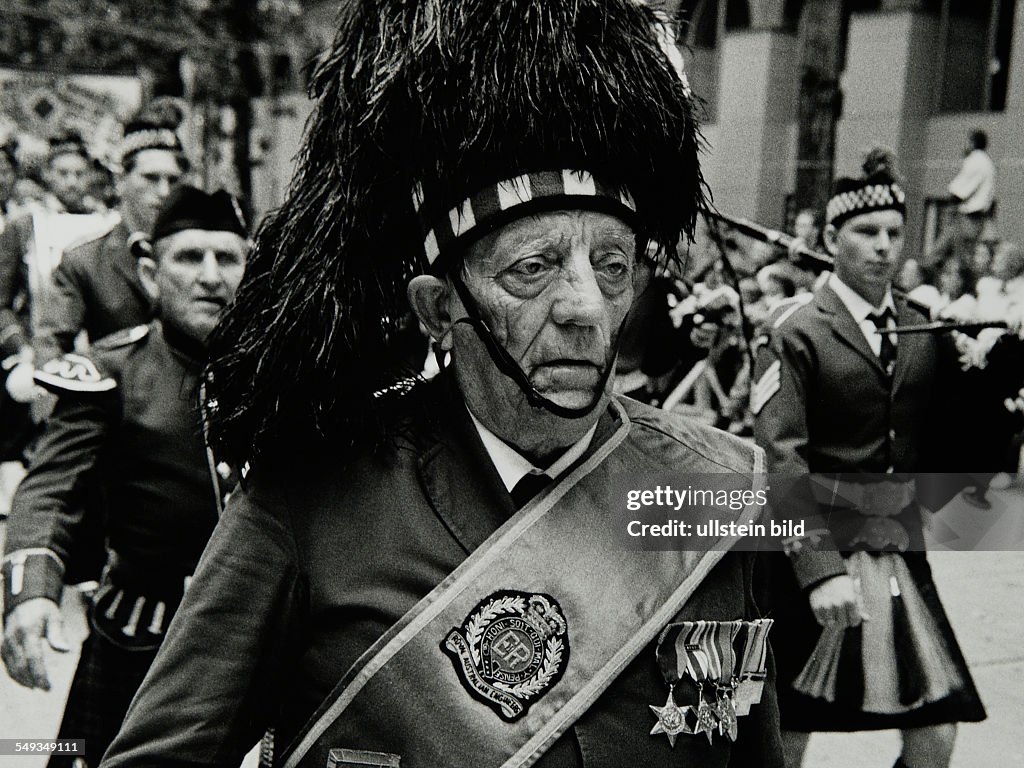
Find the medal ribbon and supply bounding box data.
[673,620,741,685]
[736,618,773,680]
[652,620,774,744]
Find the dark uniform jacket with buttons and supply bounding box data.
[751,284,962,590]
[750,283,987,732]
[1,321,222,643]
[101,374,784,768]
[33,220,154,367]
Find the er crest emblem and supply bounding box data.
[443,590,569,721]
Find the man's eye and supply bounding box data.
[175,249,205,263]
[511,258,549,277]
[216,251,244,266]
[597,259,630,278]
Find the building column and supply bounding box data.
[702,29,799,229]
[834,11,939,256]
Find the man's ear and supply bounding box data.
[823,224,839,257]
[408,275,456,351]
[137,256,160,302]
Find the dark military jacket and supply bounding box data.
[33,219,154,366]
[101,376,784,768]
[0,211,33,358]
[751,284,960,589]
[1,322,221,627]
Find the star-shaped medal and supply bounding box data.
[649,690,691,748]
[693,699,719,745]
[714,695,739,741]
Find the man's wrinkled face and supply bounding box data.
[827,209,904,303]
[44,152,91,212]
[140,229,247,345]
[118,149,185,233]
[454,210,639,414]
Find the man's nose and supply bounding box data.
[550,254,605,328]
[155,177,173,197]
[874,231,891,253]
[197,252,223,285]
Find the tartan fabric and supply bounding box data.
[48,630,158,768]
[119,128,181,163]
[826,182,906,228]
[414,169,636,264]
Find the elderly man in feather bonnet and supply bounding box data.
[102,2,782,767]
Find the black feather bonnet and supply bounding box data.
[205,0,707,467]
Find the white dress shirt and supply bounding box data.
[467,408,598,492]
[828,273,897,358]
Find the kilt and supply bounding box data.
[765,551,986,732]
[48,628,158,768]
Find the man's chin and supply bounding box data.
[533,387,604,412]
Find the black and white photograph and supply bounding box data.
[1,1,1022,767]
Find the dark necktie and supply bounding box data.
[868,309,897,376]
[510,472,551,509]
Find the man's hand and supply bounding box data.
[808,574,864,629]
[1006,387,1024,415]
[5,361,43,403]
[1,598,69,690]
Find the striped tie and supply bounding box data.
[868,309,897,375]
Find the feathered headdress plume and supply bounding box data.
[205,0,706,467]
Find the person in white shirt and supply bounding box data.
[948,130,996,242]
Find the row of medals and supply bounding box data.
[650,679,739,747]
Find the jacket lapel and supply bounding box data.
[817,284,886,376]
[108,223,152,303]
[416,379,517,555]
[415,375,621,557]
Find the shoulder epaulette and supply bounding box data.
[61,216,121,255]
[34,353,116,393]
[769,293,814,330]
[92,324,150,351]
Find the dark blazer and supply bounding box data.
[101,378,783,768]
[2,322,218,617]
[33,220,153,365]
[752,284,956,589]
[0,212,32,358]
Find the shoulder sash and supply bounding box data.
[282,398,765,768]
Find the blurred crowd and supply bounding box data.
[629,189,1024,484]
[0,101,191,514]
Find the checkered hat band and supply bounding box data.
[826,183,906,227]
[414,169,637,264]
[120,128,182,162]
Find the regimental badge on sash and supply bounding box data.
[442,590,570,721]
[650,619,773,747]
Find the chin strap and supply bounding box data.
[447,270,624,420]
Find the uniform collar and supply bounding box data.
[828,272,895,323]
[158,320,207,367]
[466,408,597,492]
